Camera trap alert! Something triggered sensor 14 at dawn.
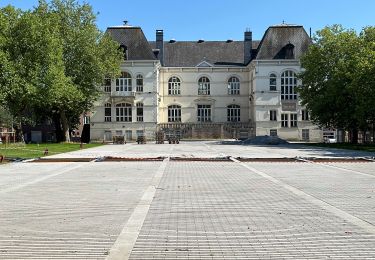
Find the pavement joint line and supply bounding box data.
[0,163,84,194]
[296,156,375,178]
[230,156,375,234]
[105,157,169,260]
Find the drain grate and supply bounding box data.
[102,157,165,162]
[237,157,300,162]
[170,157,232,162]
[30,158,95,163]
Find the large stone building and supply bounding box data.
[90,22,323,142]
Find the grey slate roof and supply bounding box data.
[149,41,260,67]
[255,25,311,60]
[106,26,157,60]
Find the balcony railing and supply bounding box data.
[110,91,136,97]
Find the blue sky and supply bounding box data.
[1,0,374,41]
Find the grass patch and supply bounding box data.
[303,143,375,152]
[0,143,103,159]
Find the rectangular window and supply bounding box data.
[136,130,144,137]
[136,76,143,92]
[104,78,111,92]
[302,129,310,141]
[136,103,143,122]
[197,105,211,122]
[83,116,90,124]
[104,106,111,122]
[269,78,276,91]
[281,114,288,128]
[168,106,181,122]
[116,78,132,92]
[302,109,309,121]
[227,106,240,122]
[116,107,132,122]
[290,113,298,127]
[270,129,278,137]
[269,110,277,121]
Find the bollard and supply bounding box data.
[80,143,84,149]
[0,155,4,163]
[44,148,49,156]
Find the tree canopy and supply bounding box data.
[298,25,375,143]
[0,0,123,142]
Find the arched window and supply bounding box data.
[116,72,132,92]
[168,105,181,122]
[104,103,111,122]
[281,71,297,100]
[136,102,143,122]
[116,103,132,122]
[136,74,143,92]
[198,77,210,95]
[227,104,240,122]
[168,76,181,95]
[269,73,277,91]
[228,77,240,95]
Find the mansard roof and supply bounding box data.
[106,26,157,60]
[255,25,311,60]
[149,41,260,67]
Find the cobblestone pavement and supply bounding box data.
[0,142,374,259]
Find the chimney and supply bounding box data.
[244,30,252,65]
[156,29,164,65]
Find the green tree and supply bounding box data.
[47,0,122,141]
[298,25,375,143]
[0,1,122,142]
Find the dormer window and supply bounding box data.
[285,43,295,59]
[119,44,128,60]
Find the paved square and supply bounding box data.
[0,142,374,259]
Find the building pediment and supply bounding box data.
[196,61,213,67]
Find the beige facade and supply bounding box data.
[89,24,324,142]
[90,60,159,141]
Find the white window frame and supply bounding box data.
[168,105,181,122]
[136,102,143,122]
[116,103,132,122]
[83,116,90,124]
[104,103,111,122]
[227,104,240,122]
[302,109,310,121]
[116,72,132,92]
[281,70,297,100]
[104,77,111,92]
[269,73,277,91]
[228,77,240,95]
[198,77,210,95]
[290,113,298,127]
[269,110,277,121]
[281,114,288,128]
[136,74,143,92]
[197,104,211,122]
[168,76,181,95]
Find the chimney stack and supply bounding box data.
[156,30,164,65]
[244,30,252,64]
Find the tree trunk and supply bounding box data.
[53,114,64,142]
[60,110,70,142]
[350,128,358,144]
